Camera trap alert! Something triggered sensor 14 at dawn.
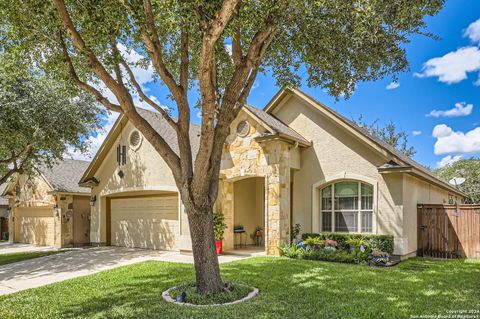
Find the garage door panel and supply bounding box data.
[15,207,55,246]
[111,195,179,250]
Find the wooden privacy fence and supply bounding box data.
[417,204,480,259]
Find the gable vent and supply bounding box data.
[129,130,142,150]
[236,120,250,137]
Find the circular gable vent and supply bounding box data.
[129,130,142,150]
[236,120,250,137]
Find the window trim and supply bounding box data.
[320,180,374,233]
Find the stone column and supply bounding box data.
[265,142,291,256]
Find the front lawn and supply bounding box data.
[0,251,67,266]
[0,257,479,318]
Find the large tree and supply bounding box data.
[0,64,103,185]
[0,0,444,293]
[433,158,480,204]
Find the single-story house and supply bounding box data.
[0,183,9,241]
[79,87,465,258]
[2,160,91,247]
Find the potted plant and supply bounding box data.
[213,211,227,254]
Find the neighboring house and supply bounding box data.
[79,88,465,258]
[0,183,9,240]
[1,160,91,247]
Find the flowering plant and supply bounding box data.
[370,249,390,265]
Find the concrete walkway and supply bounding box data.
[0,246,255,296]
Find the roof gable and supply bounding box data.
[264,87,466,197]
[39,160,90,194]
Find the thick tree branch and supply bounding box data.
[0,167,19,186]
[119,0,186,106]
[194,0,241,191]
[54,0,182,180]
[119,59,178,130]
[53,0,133,110]
[110,40,125,85]
[0,148,33,185]
[179,29,189,91]
[59,33,122,113]
[232,26,242,66]
[0,144,32,165]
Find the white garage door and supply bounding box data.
[111,195,179,250]
[15,207,55,246]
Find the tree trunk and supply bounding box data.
[185,202,224,294]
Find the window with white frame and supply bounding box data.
[320,181,373,233]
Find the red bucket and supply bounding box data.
[215,240,223,255]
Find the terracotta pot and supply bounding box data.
[215,240,223,255]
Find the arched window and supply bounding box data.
[320,181,373,233]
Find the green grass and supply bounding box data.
[0,257,479,318]
[169,282,253,305]
[0,251,67,266]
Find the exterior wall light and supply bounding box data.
[90,195,97,206]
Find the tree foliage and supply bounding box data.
[433,158,480,204]
[0,64,104,185]
[354,115,416,157]
[0,0,444,293]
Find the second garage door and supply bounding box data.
[110,195,179,250]
[15,207,55,246]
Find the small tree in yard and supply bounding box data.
[354,116,416,157]
[0,63,103,185]
[434,158,480,204]
[0,0,443,293]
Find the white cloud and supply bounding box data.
[412,130,422,136]
[225,43,232,57]
[436,155,462,168]
[386,82,400,90]
[465,19,480,44]
[432,124,480,155]
[427,102,473,118]
[432,124,453,138]
[414,46,480,84]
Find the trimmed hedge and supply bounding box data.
[301,232,394,255]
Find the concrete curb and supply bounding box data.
[162,284,259,307]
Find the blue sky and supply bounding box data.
[81,1,480,169]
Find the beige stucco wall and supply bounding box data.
[8,174,58,246]
[272,95,408,254]
[90,121,182,246]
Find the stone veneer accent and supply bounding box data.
[215,112,292,256]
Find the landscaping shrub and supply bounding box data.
[302,232,394,255]
[279,233,394,265]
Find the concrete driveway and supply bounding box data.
[0,246,252,295]
[0,242,61,254]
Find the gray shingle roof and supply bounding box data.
[136,106,307,156]
[40,160,91,194]
[294,89,464,195]
[136,108,201,157]
[244,105,310,144]
[0,183,8,206]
